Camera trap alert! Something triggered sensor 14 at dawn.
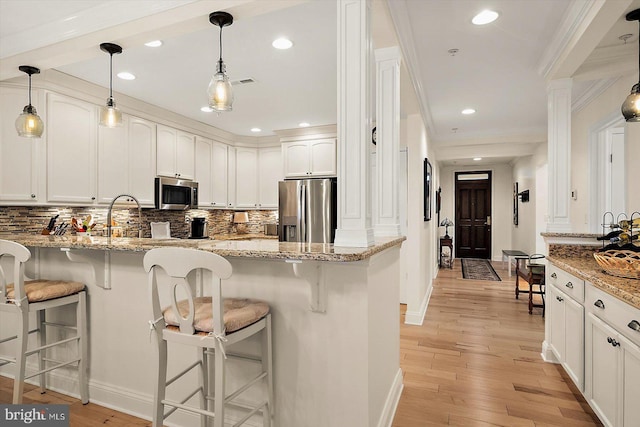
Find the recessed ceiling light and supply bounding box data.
[472,10,499,25]
[462,108,476,115]
[200,106,213,112]
[299,122,310,127]
[251,127,261,132]
[117,72,135,80]
[272,38,293,49]
[144,40,163,47]
[473,157,482,161]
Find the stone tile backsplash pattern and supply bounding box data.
[0,206,278,239]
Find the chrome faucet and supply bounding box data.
[107,194,142,238]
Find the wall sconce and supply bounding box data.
[518,189,530,203]
[233,211,249,234]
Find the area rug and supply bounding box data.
[461,258,501,281]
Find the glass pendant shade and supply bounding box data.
[15,105,44,138]
[100,98,122,127]
[208,62,233,111]
[622,83,640,122]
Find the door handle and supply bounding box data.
[565,282,573,289]
[551,273,557,278]
[628,320,640,332]
[594,299,605,309]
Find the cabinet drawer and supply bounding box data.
[548,264,584,303]
[586,283,640,348]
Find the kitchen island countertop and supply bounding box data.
[1,234,405,263]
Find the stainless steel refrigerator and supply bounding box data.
[278,178,337,243]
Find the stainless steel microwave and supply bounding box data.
[154,177,198,210]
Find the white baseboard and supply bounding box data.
[540,340,560,364]
[404,285,432,325]
[376,368,403,427]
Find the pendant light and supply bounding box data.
[621,9,640,122]
[208,11,234,112]
[15,65,44,138]
[99,42,123,127]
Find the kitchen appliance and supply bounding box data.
[154,177,198,210]
[190,217,208,239]
[278,178,336,243]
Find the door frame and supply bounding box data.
[453,170,493,259]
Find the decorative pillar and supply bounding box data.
[373,46,401,237]
[334,0,375,247]
[546,78,573,232]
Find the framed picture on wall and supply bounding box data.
[513,182,519,226]
[424,158,432,221]
[436,186,442,224]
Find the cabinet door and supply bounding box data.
[258,147,281,208]
[176,131,195,180]
[283,141,310,178]
[211,141,228,207]
[47,93,97,203]
[548,286,566,362]
[0,87,41,203]
[156,125,176,178]
[564,295,585,390]
[195,136,213,207]
[620,334,640,427]
[235,147,258,208]
[309,138,336,177]
[586,313,619,427]
[128,117,156,207]
[97,115,129,203]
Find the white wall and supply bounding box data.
[402,113,437,325]
[512,142,547,256]
[571,73,640,231]
[440,163,513,261]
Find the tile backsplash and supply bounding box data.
[0,206,278,239]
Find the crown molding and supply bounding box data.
[572,77,620,112]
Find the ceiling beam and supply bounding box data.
[538,0,632,81]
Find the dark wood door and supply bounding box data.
[455,172,492,259]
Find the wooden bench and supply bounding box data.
[501,249,528,277]
[515,254,546,316]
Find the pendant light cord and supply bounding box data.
[28,74,32,106]
[218,25,224,71]
[109,53,113,99]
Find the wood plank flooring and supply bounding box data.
[0,260,601,426]
[392,261,602,427]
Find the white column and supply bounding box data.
[373,46,401,237]
[334,0,375,247]
[546,78,572,232]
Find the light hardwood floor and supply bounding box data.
[1,260,601,426]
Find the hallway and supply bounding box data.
[392,261,601,426]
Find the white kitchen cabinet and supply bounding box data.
[0,86,43,204]
[282,138,336,178]
[547,266,585,391]
[620,333,640,427]
[47,92,97,204]
[97,115,156,207]
[227,147,236,209]
[156,125,195,180]
[235,147,259,208]
[258,147,281,208]
[194,136,213,207]
[211,141,228,208]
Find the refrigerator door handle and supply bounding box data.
[300,183,307,242]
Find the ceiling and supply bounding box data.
[1,0,638,164]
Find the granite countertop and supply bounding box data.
[212,233,278,241]
[547,254,640,310]
[541,232,601,238]
[2,234,405,262]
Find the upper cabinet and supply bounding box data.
[194,136,214,207]
[282,138,336,178]
[47,93,98,204]
[0,86,43,204]
[258,147,282,208]
[235,147,259,208]
[156,125,195,180]
[211,141,229,208]
[97,115,156,206]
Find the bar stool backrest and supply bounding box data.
[143,248,233,337]
[0,240,31,307]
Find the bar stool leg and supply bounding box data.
[153,340,168,427]
[213,342,226,427]
[262,315,274,424]
[198,348,208,427]
[13,309,29,404]
[37,310,46,394]
[77,292,89,404]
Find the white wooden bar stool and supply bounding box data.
[0,239,88,404]
[144,247,273,427]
